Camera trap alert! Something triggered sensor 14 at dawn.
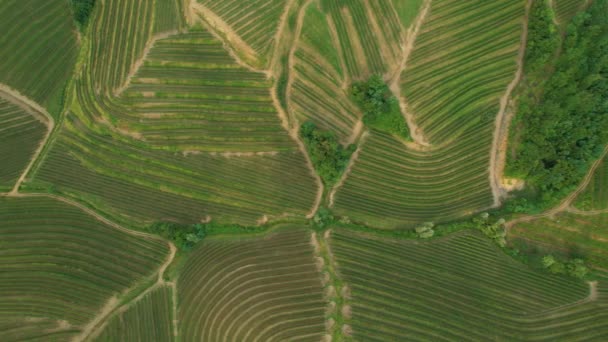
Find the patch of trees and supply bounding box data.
[508,0,608,204]
[351,75,410,140]
[300,122,355,186]
[415,222,435,238]
[542,255,588,278]
[524,0,560,73]
[70,0,96,28]
[473,213,507,247]
[149,222,208,251]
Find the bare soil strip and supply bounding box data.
[0,85,55,195]
[362,0,398,71]
[190,1,262,70]
[340,7,369,78]
[506,144,608,229]
[388,0,432,147]
[489,0,532,207]
[328,131,369,207]
[269,0,297,74]
[325,14,350,88]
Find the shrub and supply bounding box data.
[71,0,96,29]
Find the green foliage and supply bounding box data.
[525,0,560,73]
[509,1,608,205]
[70,0,96,28]
[276,56,289,112]
[415,222,435,239]
[351,75,410,140]
[300,122,356,186]
[542,255,589,278]
[312,207,335,230]
[149,222,208,251]
[472,213,507,247]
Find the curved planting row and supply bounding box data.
[0,196,168,340]
[197,0,289,59]
[35,114,318,226]
[94,286,174,342]
[554,0,587,23]
[330,229,596,341]
[0,97,46,191]
[575,156,608,210]
[0,0,78,113]
[333,126,494,228]
[178,228,325,341]
[403,0,524,143]
[118,31,293,151]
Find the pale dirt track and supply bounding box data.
[0,84,55,195]
[489,0,532,208]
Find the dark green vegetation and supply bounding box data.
[300,122,355,186]
[149,222,208,251]
[70,0,96,28]
[351,75,410,140]
[508,0,608,205]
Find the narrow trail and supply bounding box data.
[328,131,369,208]
[268,0,297,74]
[0,84,55,195]
[566,207,608,216]
[506,145,608,229]
[489,0,532,207]
[271,0,323,218]
[190,1,263,72]
[388,0,431,147]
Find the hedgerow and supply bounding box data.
[70,0,95,28]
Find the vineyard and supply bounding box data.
[1,0,607,340]
[178,228,326,341]
[0,96,47,191]
[93,286,174,342]
[330,229,606,341]
[0,196,169,341]
[0,0,78,115]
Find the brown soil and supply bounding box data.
[73,296,119,342]
[490,0,532,207]
[268,0,298,74]
[362,0,398,70]
[388,0,432,147]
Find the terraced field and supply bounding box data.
[194,0,289,62]
[510,212,608,277]
[330,229,605,341]
[0,0,78,115]
[94,286,174,342]
[575,156,608,210]
[332,0,525,228]
[554,0,587,23]
[178,228,325,341]
[0,96,47,191]
[0,196,169,341]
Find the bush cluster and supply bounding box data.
[509,0,608,204]
[71,0,96,28]
[300,122,355,186]
[542,255,588,278]
[149,222,207,251]
[351,75,410,140]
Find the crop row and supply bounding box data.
[0,97,46,191]
[178,227,325,341]
[330,229,597,341]
[35,113,318,226]
[0,0,78,112]
[0,196,168,339]
[403,0,523,143]
[154,0,185,35]
[333,125,494,228]
[95,286,174,341]
[198,0,288,57]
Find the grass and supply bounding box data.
[574,156,608,211]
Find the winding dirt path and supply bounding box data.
[0,84,55,195]
[489,0,532,207]
[388,0,431,147]
[506,145,608,229]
